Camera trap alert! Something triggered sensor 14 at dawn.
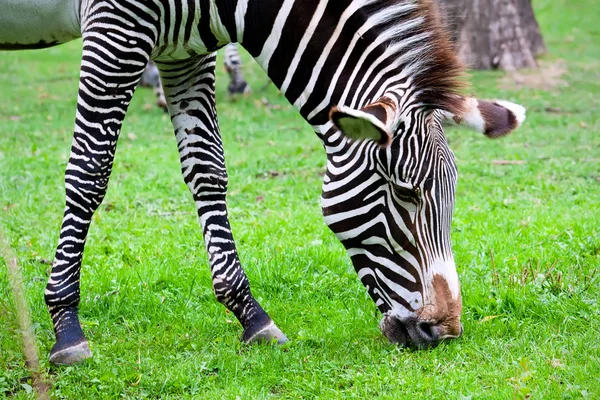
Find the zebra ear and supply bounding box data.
[440,97,526,138]
[330,104,393,146]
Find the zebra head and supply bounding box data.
[323,95,525,347]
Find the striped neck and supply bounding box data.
[240,0,464,139]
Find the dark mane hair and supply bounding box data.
[413,0,467,115]
[367,0,467,115]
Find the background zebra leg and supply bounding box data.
[141,44,247,114]
[157,56,287,345]
[46,33,152,365]
[139,61,168,112]
[224,44,250,96]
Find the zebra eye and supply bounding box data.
[391,183,420,200]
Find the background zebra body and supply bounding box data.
[1,0,525,365]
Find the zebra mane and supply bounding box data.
[364,0,467,115]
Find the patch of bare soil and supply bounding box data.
[499,60,568,90]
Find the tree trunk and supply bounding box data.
[440,0,546,71]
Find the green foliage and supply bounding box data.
[1,0,599,397]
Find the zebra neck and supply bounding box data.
[246,1,412,143]
[0,0,81,50]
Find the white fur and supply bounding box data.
[461,97,486,133]
[494,100,527,127]
[438,98,485,133]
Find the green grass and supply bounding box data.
[1,0,599,398]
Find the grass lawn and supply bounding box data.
[1,0,599,398]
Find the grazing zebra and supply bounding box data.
[1,0,525,365]
[140,43,250,111]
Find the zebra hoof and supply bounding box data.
[227,81,250,96]
[49,341,92,365]
[157,97,168,113]
[243,322,289,345]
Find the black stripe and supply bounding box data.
[297,9,369,121]
[199,0,219,51]
[184,0,196,45]
[216,0,239,42]
[162,0,171,47]
[0,40,60,50]
[267,0,319,88]
[242,0,281,56]
[283,2,354,116]
[173,0,183,47]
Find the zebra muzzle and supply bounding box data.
[379,316,410,346]
[380,315,463,348]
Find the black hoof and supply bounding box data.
[49,340,92,365]
[227,81,250,96]
[242,321,289,345]
[48,307,92,365]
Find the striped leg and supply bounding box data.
[140,61,168,112]
[45,28,153,365]
[157,55,286,344]
[224,44,250,96]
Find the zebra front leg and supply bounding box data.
[46,29,153,365]
[157,56,287,344]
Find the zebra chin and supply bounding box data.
[379,314,463,348]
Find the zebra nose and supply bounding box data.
[416,320,440,343]
[416,320,463,344]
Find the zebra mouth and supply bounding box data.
[379,316,410,346]
[380,315,463,348]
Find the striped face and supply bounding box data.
[237,0,525,346]
[323,109,463,347]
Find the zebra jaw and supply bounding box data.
[379,316,411,346]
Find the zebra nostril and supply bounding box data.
[417,321,439,342]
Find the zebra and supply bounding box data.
[140,43,250,111]
[1,0,525,365]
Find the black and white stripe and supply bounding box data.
[140,43,249,111]
[1,0,525,363]
[223,43,250,94]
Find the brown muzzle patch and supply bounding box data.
[417,274,463,338]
